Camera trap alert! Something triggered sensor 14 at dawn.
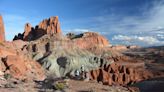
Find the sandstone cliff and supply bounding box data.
[70,32,110,49]
[14,16,61,41]
[0,15,5,42]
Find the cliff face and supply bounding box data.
[14,16,61,41]
[72,32,110,49]
[0,15,5,42]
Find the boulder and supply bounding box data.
[4,55,28,78]
[0,15,5,42]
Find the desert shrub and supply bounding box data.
[72,33,83,39]
[66,32,84,40]
[4,73,12,80]
[54,82,65,90]
[66,33,76,39]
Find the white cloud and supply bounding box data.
[112,35,164,46]
[63,29,92,35]
[64,29,91,33]
[112,35,132,41]
[63,28,109,36]
[157,34,164,39]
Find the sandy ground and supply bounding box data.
[0,78,135,92]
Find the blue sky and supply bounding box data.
[0,0,164,46]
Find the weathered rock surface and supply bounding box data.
[19,32,111,77]
[0,41,45,80]
[89,63,145,85]
[0,15,5,42]
[68,32,110,49]
[33,45,112,77]
[2,55,44,80]
[21,29,163,86]
[14,16,61,41]
[89,46,164,86]
[90,63,139,85]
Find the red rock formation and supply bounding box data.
[91,64,137,85]
[4,55,28,78]
[14,16,61,41]
[0,41,45,80]
[23,23,32,41]
[22,32,110,55]
[2,55,45,80]
[89,63,147,85]
[38,16,61,34]
[0,15,5,42]
[73,32,110,49]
